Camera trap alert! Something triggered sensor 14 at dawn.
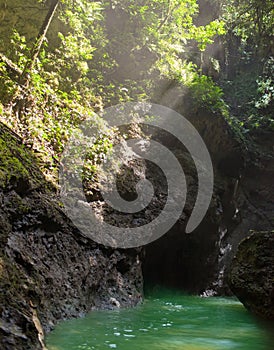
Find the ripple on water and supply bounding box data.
[46,294,273,350]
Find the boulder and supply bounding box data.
[228,230,274,320]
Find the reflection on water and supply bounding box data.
[46,290,273,350]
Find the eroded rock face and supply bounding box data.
[141,85,246,294]
[0,123,143,350]
[228,231,274,320]
[143,82,274,296]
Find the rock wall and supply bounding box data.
[142,81,274,296]
[0,123,143,349]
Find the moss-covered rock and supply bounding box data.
[0,123,47,191]
[0,122,143,349]
[228,231,274,320]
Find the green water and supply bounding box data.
[46,291,273,350]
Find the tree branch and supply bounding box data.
[0,52,22,76]
[20,0,60,86]
[157,0,172,33]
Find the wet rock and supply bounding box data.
[228,231,274,320]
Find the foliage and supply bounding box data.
[5,0,271,186]
[221,0,274,52]
[86,0,226,109]
[0,29,113,184]
[188,73,229,115]
[221,56,274,133]
[219,0,274,133]
[247,57,274,130]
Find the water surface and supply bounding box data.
[46,290,273,350]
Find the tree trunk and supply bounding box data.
[20,0,60,87]
[14,0,60,119]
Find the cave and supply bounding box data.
[142,215,220,294]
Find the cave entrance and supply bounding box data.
[142,219,219,294]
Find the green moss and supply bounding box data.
[0,124,49,190]
[0,132,29,187]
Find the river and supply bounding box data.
[46,289,273,350]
